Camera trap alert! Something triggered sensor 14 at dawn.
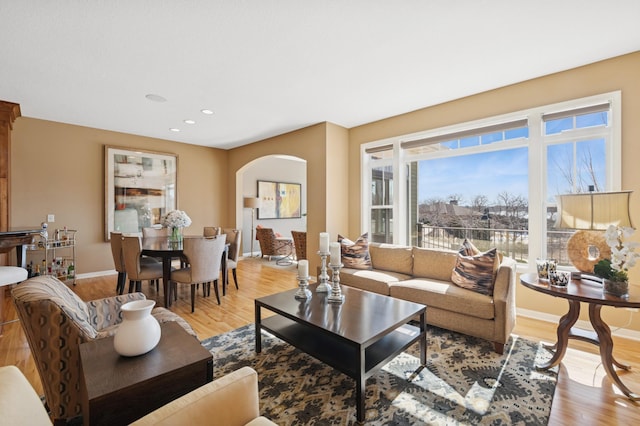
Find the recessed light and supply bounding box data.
[201,109,214,115]
[169,128,181,132]
[145,94,167,102]
[184,119,196,124]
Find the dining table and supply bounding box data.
[141,236,228,308]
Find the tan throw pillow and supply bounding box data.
[338,233,372,270]
[451,247,497,296]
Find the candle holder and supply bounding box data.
[328,263,344,304]
[294,275,312,300]
[316,251,332,292]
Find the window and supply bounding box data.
[362,93,621,270]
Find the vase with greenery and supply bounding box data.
[593,225,639,297]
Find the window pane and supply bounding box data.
[371,165,393,205]
[371,208,393,243]
[545,117,573,135]
[416,148,528,258]
[505,127,529,139]
[576,111,608,128]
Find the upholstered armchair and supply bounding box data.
[291,230,307,260]
[11,275,197,425]
[256,227,293,261]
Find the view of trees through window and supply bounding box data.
[365,95,617,268]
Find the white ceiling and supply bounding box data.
[1,1,639,150]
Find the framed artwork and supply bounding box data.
[105,146,177,240]
[257,180,302,219]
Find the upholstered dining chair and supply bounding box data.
[110,232,161,294]
[256,227,294,261]
[122,235,164,294]
[203,226,222,237]
[11,275,197,425]
[142,227,170,237]
[170,235,227,312]
[291,230,307,260]
[222,228,241,289]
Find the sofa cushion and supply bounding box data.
[369,243,413,275]
[390,279,495,320]
[412,246,457,281]
[339,268,411,295]
[451,248,498,296]
[338,233,372,270]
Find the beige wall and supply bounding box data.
[10,118,228,274]
[227,122,350,272]
[349,51,640,333]
[7,51,639,333]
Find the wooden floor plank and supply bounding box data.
[1,258,638,424]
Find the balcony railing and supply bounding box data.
[415,223,575,266]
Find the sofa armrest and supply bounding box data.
[492,256,517,344]
[0,366,52,425]
[131,367,266,426]
[86,292,147,329]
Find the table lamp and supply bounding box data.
[244,197,261,257]
[555,189,633,275]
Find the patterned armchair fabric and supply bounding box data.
[256,227,293,261]
[11,275,197,424]
[291,230,307,260]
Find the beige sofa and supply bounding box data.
[0,365,276,426]
[338,243,517,354]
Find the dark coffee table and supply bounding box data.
[80,321,213,425]
[255,283,427,423]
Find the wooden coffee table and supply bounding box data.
[255,283,427,423]
[80,321,213,425]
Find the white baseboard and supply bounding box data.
[517,307,640,342]
[76,270,117,280]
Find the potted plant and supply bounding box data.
[593,225,639,297]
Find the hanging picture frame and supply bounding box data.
[104,146,178,240]
[257,180,302,219]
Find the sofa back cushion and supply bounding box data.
[368,244,413,275]
[412,247,458,281]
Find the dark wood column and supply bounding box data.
[0,100,21,265]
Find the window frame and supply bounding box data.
[361,91,621,270]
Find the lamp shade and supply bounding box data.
[243,197,260,209]
[555,191,633,230]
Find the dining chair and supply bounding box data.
[122,235,164,294]
[111,232,161,294]
[291,230,307,260]
[256,227,293,261]
[142,227,170,238]
[170,235,227,312]
[222,228,241,289]
[203,226,222,237]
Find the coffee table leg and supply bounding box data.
[255,303,262,353]
[419,311,427,366]
[356,348,365,423]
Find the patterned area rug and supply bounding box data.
[201,324,557,425]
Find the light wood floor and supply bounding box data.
[1,258,639,425]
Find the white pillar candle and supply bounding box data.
[298,259,309,278]
[329,242,341,266]
[319,232,329,253]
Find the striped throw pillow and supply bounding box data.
[338,233,372,270]
[451,247,497,296]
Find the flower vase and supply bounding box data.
[603,279,629,297]
[170,226,183,242]
[114,300,161,356]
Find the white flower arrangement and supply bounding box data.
[594,225,639,282]
[161,210,192,229]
